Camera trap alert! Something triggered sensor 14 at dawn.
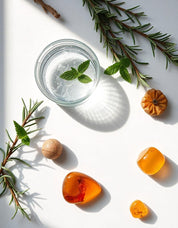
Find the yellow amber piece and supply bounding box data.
[137,147,165,175]
[62,172,102,204]
[130,200,149,218]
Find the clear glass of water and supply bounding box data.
[35,39,100,106]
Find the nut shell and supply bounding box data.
[141,89,167,116]
[42,139,63,160]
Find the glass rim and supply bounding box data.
[34,39,100,106]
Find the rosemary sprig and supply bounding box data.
[0,99,44,220]
[83,0,178,87]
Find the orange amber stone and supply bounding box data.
[137,147,165,175]
[130,200,149,218]
[62,172,102,204]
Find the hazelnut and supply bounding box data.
[42,139,63,160]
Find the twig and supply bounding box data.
[34,0,60,18]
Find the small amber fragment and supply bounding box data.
[130,200,149,218]
[137,147,165,175]
[62,172,102,204]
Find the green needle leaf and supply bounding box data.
[78,74,92,83]
[119,66,131,83]
[8,157,31,167]
[0,148,5,160]
[0,183,7,197]
[78,60,90,73]
[104,62,121,75]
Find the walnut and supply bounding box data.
[141,89,168,116]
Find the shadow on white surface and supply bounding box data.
[151,156,178,187]
[140,205,158,224]
[53,144,78,170]
[0,0,5,146]
[77,185,111,212]
[62,68,130,132]
[153,99,178,125]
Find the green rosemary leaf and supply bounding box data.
[29,101,43,115]
[29,98,32,111]
[119,66,131,83]
[0,174,12,180]
[139,77,150,87]
[22,106,26,122]
[150,42,156,57]
[17,188,29,196]
[11,205,19,220]
[21,98,28,115]
[27,128,42,135]
[0,148,5,160]
[134,60,149,65]
[26,116,44,123]
[2,167,16,184]
[104,62,121,75]
[0,183,7,197]
[130,29,135,44]
[5,130,13,143]
[24,122,37,128]
[12,143,24,153]
[8,157,31,167]
[6,142,10,156]
[9,195,13,205]
[78,60,90,73]
[19,207,31,220]
[78,74,92,83]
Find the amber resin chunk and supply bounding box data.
[62,172,102,204]
[130,200,149,218]
[137,147,165,175]
[141,89,168,116]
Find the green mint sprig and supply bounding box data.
[104,57,131,83]
[60,60,92,83]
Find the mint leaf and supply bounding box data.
[104,62,121,75]
[71,67,78,75]
[22,136,30,146]
[120,57,130,67]
[78,60,90,74]
[60,69,78,80]
[78,74,92,83]
[13,121,30,145]
[119,66,131,83]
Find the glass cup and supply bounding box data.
[35,39,100,106]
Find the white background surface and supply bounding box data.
[0,0,178,227]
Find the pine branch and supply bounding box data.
[34,0,60,18]
[0,99,44,220]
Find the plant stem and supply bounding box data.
[109,30,142,80]
[114,18,173,60]
[0,110,36,175]
[106,0,141,18]
[34,0,60,18]
[4,176,20,207]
